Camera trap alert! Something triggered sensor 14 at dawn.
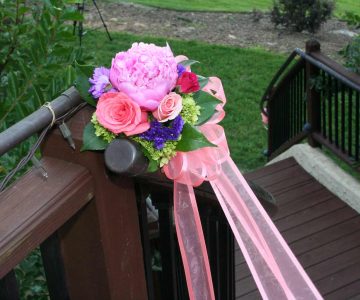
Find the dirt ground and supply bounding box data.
[84,2,359,60]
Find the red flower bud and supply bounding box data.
[177,71,200,93]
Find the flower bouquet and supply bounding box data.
[76,42,221,171]
[75,42,321,300]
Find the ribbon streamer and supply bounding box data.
[163,76,323,300]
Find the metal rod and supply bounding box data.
[0,87,82,156]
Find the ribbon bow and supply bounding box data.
[163,77,323,300]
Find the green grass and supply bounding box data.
[112,0,360,16]
[82,31,285,171]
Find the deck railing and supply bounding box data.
[261,40,360,168]
[0,89,276,299]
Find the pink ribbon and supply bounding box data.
[163,77,323,300]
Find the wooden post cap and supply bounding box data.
[305,39,321,53]
[104,139,148,176]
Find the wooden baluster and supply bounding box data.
[0,270,20,300]
[40,232,70,300]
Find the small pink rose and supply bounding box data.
[96,92,150,136]
[153,92,182,122]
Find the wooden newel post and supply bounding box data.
[306,39,322,147]
[41,106,148,300]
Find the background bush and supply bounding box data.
[0,0,83,179]
[341,35,360,74]
[1,0,83,298]
[271,0,334,33]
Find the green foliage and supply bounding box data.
[193,90,221,125]
[15,249,48,300]
[271,0,334,33]
[341,35,360,74]
[342,11,360,28]
[81,122,109,151]
[176,123,215,151]
[0,0,84,298]
[0,0,83,132]
[108,0,358,16]
[180,94,201,125]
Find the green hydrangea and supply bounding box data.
[91,114,116,143]
[181,94,201,125]
[132,137,178,167]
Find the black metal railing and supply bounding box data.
[261,40,360,168]
[134,178,235,300]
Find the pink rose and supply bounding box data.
[96,92,150,136]
[153,92,182,122]
[109,43,178,111]
[177,71,200,94]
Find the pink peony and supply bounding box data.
[96,92,150,136]
[153,92,182,122]
[109,43,178,111]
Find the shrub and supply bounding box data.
[271,0,334,33]
[1,0,84,298]
[342,11,360,29]
[341,35,360,74]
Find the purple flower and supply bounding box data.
[177,64,186,77]
[89,67,115,99]
[139,115,184,150]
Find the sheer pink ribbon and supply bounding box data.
[163,77,323,300]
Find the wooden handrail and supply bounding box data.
[0,157,94,278]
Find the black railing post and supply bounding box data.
[152,191,179,300]
[306,40,322,148]
[0,270,20,300]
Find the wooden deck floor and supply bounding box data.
[237,157,360,299]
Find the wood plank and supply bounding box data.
[236,289,261,300]
[306,246,360,281]
[251,165,308,189]
[315,262,360,295]
[282,207,358,243]
[298,231,360,269]
[273,189,332,219]
[261,174,315,194]
[235,158,360,299]
[289,216,360,256]
[275,196,345,231]
[326,279,360,299]
[271,178,321,202]
[245,158,298,181]
[235,275,257,297]
[0,157,94,279]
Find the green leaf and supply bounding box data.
[179,59,199,67]
[147,158,158,172]
[193,90,221,125]
[176,123,215,152]
[81,122,108,151]
[141,147,159,172]
[74,61,96,106]
[197,75,209,89]
[61,8,84,22]
[75,60,94,77]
